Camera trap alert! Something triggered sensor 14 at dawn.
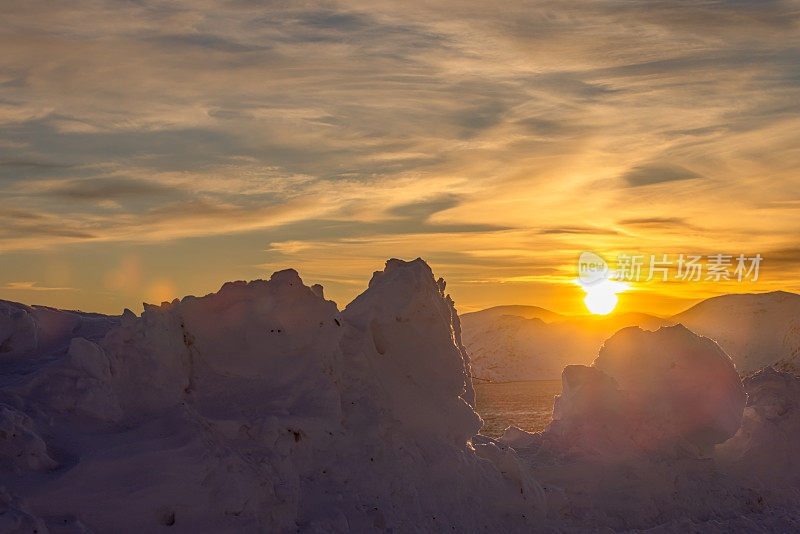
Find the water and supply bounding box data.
[474,379,562,438]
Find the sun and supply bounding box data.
[575,278,630,315]
[583,287,618,315]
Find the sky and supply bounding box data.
[1,0,799,316]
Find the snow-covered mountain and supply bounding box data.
[458,306,571,380]
[672,291,800,375]
[461,314,578,381]
[1,260,799,531]
[462,305,564,323]
[462,290,800,381]
[461,309,673,381]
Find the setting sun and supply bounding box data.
[576,278,630,315]
[584,288,617,315]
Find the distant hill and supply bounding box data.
[461,290,800,381]
[461,315,580,381]
[461,305,564,323]
[461,308,673,381]
[671,291,800,375]
[556,311,672,334]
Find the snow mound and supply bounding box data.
[0,404,57,472]
[595,325,746,453]
[716,367,800,490]
[544,325,745,457]
[494,326,798,531]
[0,259,539,532]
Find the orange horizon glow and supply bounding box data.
[0,251,791,319]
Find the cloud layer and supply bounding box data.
[1,0,799,313]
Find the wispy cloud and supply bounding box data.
[0,281,75,291]
[0,0,798,314]
[538,226,621,235]
[621,165,702,188]
[51,177,181,201]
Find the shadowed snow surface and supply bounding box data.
[0,259,798,532]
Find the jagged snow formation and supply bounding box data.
[1,260,799,532]
[0,259,539,532]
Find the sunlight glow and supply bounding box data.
[575,278,630,315]
[584,288,618,315]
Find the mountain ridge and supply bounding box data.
[463,290,800,381]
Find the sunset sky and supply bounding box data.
[1,1,799,316]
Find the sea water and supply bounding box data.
[474,379,562,438]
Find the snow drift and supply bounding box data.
[0,259,798,532]
[0,300,118,364]
[0,259,538,532]
[716,367,800,491]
